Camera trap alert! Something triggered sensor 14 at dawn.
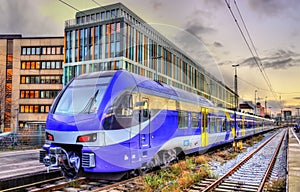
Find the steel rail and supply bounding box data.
[22,176,138,192]
[90,177,138,192]
[28,177,86,192]
[202,130,283,192]
[1,176,64,192]
[257,129,286,191]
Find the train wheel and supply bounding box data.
[162,149,178,166]
[61,151,81,180]
[147,154,161,170]
[162,149,177,166]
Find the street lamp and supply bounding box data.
[232,64,239,111]
[254,90,257,115]
[265,96,267,115]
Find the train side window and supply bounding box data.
[244,120,248,129]
[238,119,243,129]
[115,92,133,117]
[191,112,198,129]
[222,118,226,131]
[230,120,235,130]
[216,118,221,132]
[249,121,252,128]
[209,116,216,133]
[178,110,188,129]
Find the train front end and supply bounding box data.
[40,70,135,179]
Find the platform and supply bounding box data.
[288,127,300,192]
[0,149,47,180]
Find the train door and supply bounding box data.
[201,107,209,147]
[139,98,151,149]
[241,115,245,137]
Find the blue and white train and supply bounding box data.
[40,70,274,179]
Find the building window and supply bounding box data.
[31,47,36,55]
[106,11,110,19]
[22,47,26,55]
[101,12,105,20]
[21,46,64,55]
[21,61,62,69]
[20,90,59,99]
[20,75,62,84]
[20,104,51,113]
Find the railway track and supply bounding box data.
[189,129,287,192]
[2,130,286,191]
[1,176,65,192]
[23,177,144,192]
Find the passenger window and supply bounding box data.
[178,111,188,129]
[222,118,226,131]
[209,116,216,133]
[191,112,199,129]
[216,118,221,132]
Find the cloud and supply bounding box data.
[248,0,283,16]
[247,0,300,17]
[218,60,234,66]
[203,0,224,9]
[0,0,62,36]
[213,41,223,48]
[152,1,163,10]
[170,27,224,82]
[293,97,300,100]
[185,21,215,37]
[238,49,300,69]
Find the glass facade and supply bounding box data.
[64,3,236,109]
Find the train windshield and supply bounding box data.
[54,76,112,115]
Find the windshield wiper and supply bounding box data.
[80,90,99,114]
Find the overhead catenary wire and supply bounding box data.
[57,0,82,13]
[233,0,277,101]
[224,0,280,108]
[91,0,101,7]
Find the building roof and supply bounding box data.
[240,102,254,110]
[0,34,63,40]
[0,34,22,39]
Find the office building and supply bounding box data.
[0,35,63,132]
[64,3,236,109]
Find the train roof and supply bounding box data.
[75,70,117,79]
[73,70,216,108]
[122,70,215,108]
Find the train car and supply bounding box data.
[40,70,274,179]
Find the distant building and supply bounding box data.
[283,110,292,121]
[256,102,265,117]
[239,101,255,114]
[0,35,63,132]
[63,2,237,109]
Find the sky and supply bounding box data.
[1,0,300,115]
